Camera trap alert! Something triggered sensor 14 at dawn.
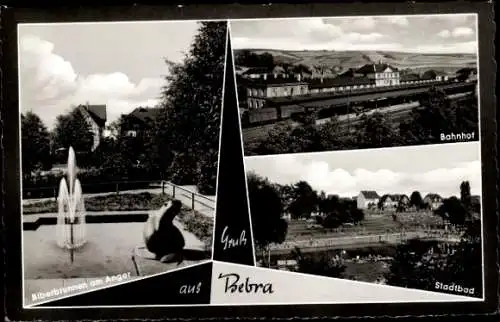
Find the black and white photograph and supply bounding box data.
[231,14,480,156]
[245,142,483,298]
[20,20,226,306]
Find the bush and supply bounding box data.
[22,167,158,199]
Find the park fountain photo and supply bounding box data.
[19,19,221,308]
[56,146,87,262]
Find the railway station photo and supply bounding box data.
[230,14,480,156]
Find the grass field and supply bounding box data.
[285,211,446,241]
[23,192,214,249]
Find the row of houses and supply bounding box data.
[63,104,165,154]
[356,190,445,211]
[240,63,478,110]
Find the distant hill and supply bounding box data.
[234,49,478,75]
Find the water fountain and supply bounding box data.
[56,146,87,263]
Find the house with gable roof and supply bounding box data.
[356,61,400,87]
[357,190,380,210]
[423,193,444,210]
[122,107,164,137]
[76,104,107,151]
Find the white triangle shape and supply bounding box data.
[211,261,482,305]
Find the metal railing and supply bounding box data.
[160,181,215,213]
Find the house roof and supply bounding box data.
[243,67,269,75]
[356,63,398,74]
[79,104,107,126]
[246,77,308,87]
[339,68,364,77]
[360,191,380,199]
[424,193,442,200]
[308,76,374,89]
[127,107,164,123]
[272,65,286,73]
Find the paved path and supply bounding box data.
[23,184,215,218]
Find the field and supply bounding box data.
[285,211,446,241]
[260,211,455,283]
[235,49,477,74]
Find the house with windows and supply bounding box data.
[356,62,400,87]
[241,67,269,79]
[423,193,444,210]
[357,191,380,210]
[76,104,107,151]
[121,107,163,137]
[245,75,309,109]
[421,70,450,82]
[379,194,410,210]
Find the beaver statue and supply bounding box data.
[143,200,185,263]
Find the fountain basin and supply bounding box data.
[24,212,149,231]
[23,212,210,306]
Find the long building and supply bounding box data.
[241,62,469,111]
[241,80,477,129]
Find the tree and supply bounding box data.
[385,239,440,290]
[293,247,346,278]
[21,112,52,176]
[53,107,94,153]
[386,219,482,297]
[322,211,343,229]
[435,196,467,226]
[235,50,274,70]
[460,181,472,211]
[288,181,318,219]
[151,22,226,195]
[386,182,483,297]
[355,112,400,148]
[399,87,457,144]
[349,207,365,223]
[246,172,288,264]
[409,191,424,210]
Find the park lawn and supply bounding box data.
[23,192,214,248]
[23,192,171,214]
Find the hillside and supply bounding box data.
[234,49,477,75]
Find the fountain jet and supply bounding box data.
[56,146,87,262]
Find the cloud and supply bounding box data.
[451,27,474,37]
[345,17,377,30]
[19,35,164,128]
[230,16,477,53]
[437,29,451,38]
[385,16,409,27]
[231,18,393,51]
[245,156,481,199]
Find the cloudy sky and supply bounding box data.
[19,21,201,129]
[230,14,478,54]
[245,142,482,199]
